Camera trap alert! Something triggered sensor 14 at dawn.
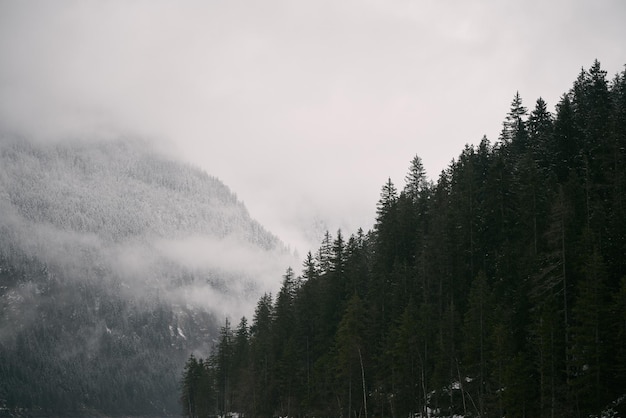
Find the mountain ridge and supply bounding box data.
[0,135,292,415]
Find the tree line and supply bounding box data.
[181,60,626,418]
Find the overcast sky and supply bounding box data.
[1,0,625,255]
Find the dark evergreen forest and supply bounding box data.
[181,60,626,418]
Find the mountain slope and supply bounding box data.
[0,136,291,416]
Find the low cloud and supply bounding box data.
[0,138,297,333]
[0,206,294,329]
[153,235,295,288]
[1,0,625,256]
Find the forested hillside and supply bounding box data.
[183,60,626,418]
[0,138,288,416]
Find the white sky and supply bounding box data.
[1,0,625,255]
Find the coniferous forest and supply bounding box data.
[182,60,626,417]
[0,139,286,416]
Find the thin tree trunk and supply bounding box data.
[561,209,569,388]
[348,376,352,418]
[421,367,428,418]
[539,317,545,417]
[534,189,538,256]
[456,358,467,417]
[551,326,555,418]
[358,346,368,418]
[479,285,485,418]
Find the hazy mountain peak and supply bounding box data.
[0,135,294,415]
[1,137,277,246]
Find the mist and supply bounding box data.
[0,136,296,330]
[2,1,625,255]
[1,1,626,415]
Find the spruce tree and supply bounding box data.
[404,154,427,202]
[500,91,528,148]
[335,294,368,418]
[462,270,493,417]
[552,94,581,181]
[570,246,611,414]
[528,97,554,170]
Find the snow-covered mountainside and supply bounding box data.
[0,136,292,415]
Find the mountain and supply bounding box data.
[0,136,291,416]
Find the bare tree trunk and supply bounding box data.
[456,358,467,417]
[561,205,570,392]
[358,347,368,418]
[348,375,352,418]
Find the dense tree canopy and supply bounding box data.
[0,138,285,416]
[182,60,626,417]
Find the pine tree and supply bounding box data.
[612,277,626,395]
[230,317,251,414]
[462,270,493,417]
[180,354,213,418]
[607,68,626,283]
[330,230,346,276]
[180,354,199,417]
[301,251,318,283]
[374,178,399,273]
[500,91,528,148]
[335,294,368,418]
[344,229,371,298]
[315,231,333,275]
[249,293,275,416]
[571,60,613,240]
[388,299,429,417]
[215,319,233,415]
[530,283,566,417]
[528,97,554,169]
[376,178,398,225]
[570,246,611,414]
[573,60,611,165]
[273,268,298,409]
[404,154,427,202]
[431,298,463,417]
[552,94,581,181]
